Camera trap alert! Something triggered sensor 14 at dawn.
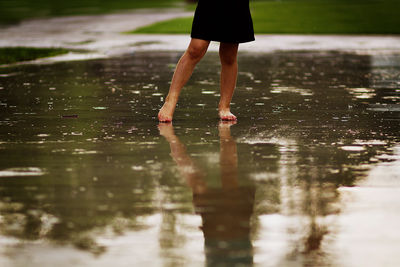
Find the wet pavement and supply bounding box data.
[0,50,399,267]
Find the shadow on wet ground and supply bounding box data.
[0,50,399,266]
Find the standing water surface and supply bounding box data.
[0,51,399,267]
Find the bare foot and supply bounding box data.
[218,109,237,121]
[158,101,176,122]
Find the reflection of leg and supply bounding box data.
[158,123,207,194]
[158,38,210,122]
[219,121,239,189]
[219,43,239,121]
[202,122,254,266]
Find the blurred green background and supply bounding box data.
[0,0,399,34]
[131,0,400,34]
[0,0,184,24]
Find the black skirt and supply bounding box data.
[191,0,255,43]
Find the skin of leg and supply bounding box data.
[218,42,239,121]
[158,38,210,122]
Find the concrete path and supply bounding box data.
[0,9,193,63]
[1,9,400,65]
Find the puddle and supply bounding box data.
[0,167,46,177]
[0,50,399,266]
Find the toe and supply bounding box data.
[158,115,172,123]
[221,115,237,121]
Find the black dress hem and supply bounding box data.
[190,0,255,45]
[190,34,255,44]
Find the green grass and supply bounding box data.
[129,0,400,34]
[0,0,183,24]
[0,47,69,65]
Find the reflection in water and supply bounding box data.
[159,122,255,266]
[0,51,399,266]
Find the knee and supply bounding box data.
[219,44,238,66]
[220,53,237,66]
[186,44,207,62]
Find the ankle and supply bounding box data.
[218,105,230,111]
[165,95,179,105]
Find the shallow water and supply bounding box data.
[0,51,399,267]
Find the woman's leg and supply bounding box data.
[158,38,210,122]
[218,42,239,121]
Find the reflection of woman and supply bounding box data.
[158,0,255,122]
[159,122,255,266]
